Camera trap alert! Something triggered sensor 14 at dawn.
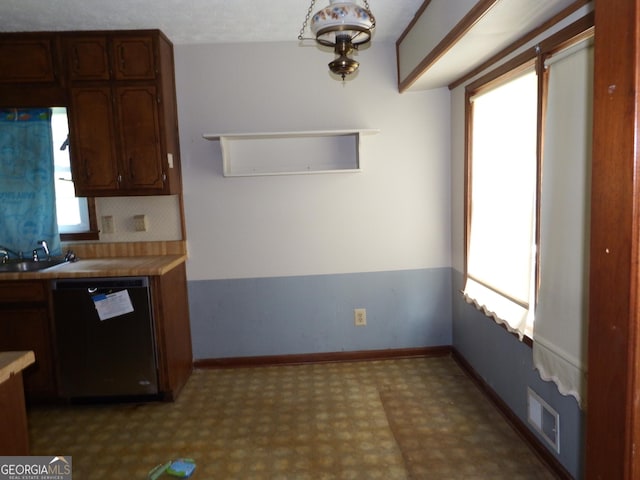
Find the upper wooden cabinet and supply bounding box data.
[64,30,182,196]
[0,29,182,197]
[0,34,58,83]
[112,36,156,80]
[116,85,165,190]
[68,86,120,194]
[65,34,156,82]
[69,84,167,195]
[65,36,111,81]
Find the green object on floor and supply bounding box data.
[147,461,171,480]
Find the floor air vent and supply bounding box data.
[527,387,560,453]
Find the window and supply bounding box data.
[462,14,593,404]
[464,68,538,339]
[463,14,594,347]
[51,107,98,240]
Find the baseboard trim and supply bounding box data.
[194,346,451,369]
[451,348,573,480]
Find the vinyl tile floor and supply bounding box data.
[27,356,557,479]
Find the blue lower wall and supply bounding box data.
[187,267,452,359]
[451,270,585,479]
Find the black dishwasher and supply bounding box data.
[52,277,159,400]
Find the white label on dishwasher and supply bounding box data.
[93,290,134,321]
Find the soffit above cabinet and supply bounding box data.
[397,0,588,92]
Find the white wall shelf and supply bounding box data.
[203,129,379,177]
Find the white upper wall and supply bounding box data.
[174,41,452,281]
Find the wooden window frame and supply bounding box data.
[59,197,99,241]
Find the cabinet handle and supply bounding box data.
[73,47,80,71]
[162,172,167,183]
[117,174,122,184]
[119,45,126,71]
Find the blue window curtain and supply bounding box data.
[0,108,61,257]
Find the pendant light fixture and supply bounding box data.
[298,0,376,81]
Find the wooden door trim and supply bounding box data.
[586,0,640,477]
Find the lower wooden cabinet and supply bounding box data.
[0,264,193,404]
[0,281,57,401]
[0,373,31,455]
[152,263,193,400]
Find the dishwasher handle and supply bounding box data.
[52,277,149,290]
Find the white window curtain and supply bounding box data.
[533,38,593,408]
[464,71,538,339]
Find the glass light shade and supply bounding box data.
[310,0,374,47]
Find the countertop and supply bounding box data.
[0,255,187,281]
[0,351,35,384]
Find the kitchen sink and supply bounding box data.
[0,258,69,273]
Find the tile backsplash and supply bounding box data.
[94,195,183,242]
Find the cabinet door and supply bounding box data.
[116,85,166,192]
[0,37,56,83]
[65,36,110,81]
[69,87,120,195]
[0,309,56,399]
[112,36,156,80]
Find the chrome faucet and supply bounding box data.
[39,240,50,258]
[0,245,22,263]
[32,240,50,261]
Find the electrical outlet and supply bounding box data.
[101,215,115,234]
[354,308,367,326]
[133,214,148,232]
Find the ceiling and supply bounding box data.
[0,0,426,45]
[402,0,588,90]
